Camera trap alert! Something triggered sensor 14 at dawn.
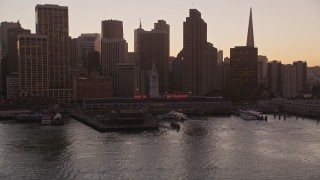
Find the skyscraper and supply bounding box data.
[117,63,139,97]
[246,8,254,47]
[101,20,123,39]
[182,9,208,95]
[0,21,21,58]
[7,27,31,74]
[281,64,297,98]
[35,4,73,102]
[230,8,258,101]
[18,34,48,97]
[293,61,307,94]
[267,60,282,95]
[0,21,21,94]
[258,55,268,84]
[78,33,101,70]
[138,20,170,94]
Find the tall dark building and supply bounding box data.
[182,9,208,95]
[206,43,218,94]
[0,21,21,95]
[230,8,258,101]
[0,21,21,58]
[7,27,31,74]
[101,20,123,39]
[138,20,170,94]
[35,4,73,102]
[267,60,282,96]
[293,61,307,94]
[87,51,100,76]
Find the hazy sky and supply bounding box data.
[1,0,319,66]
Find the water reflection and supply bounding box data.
[0,115,320,179]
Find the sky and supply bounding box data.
[1,0,319,66]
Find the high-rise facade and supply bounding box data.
[101,20,123,39]
[78,33,100,70]
[258,55,268,85]
[101,37,127,97]
[293,61,307,94]
[138,20,170,94]
[0,21,22,94]
[117,63,139,97]
[267,60,282,95]
[35,4,73,102]
[18,34,48,97]
[230,8,258,101]
[7,27,31,74]
[281,64,297,98]
[0,21,21,58]
[182,9,208,95]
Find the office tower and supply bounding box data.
[230,8,258,101]
[281,64,297,98]
[172,56,183,92]
[183,9,208,95]
[221,57,230,96]
[217,50,223,64]
[101,20,123,39]
[101,38,127,96]
[258,55,268,85]
[134,21,144,55]
[267,60,282,95]
[0,27,31,97]
[87,51,100,76]
[0,21,21,58]
[293,61,307,94]
[69,37,80,67]
[230,46,258,101]
[117,63,139,97]
[78,33,100,70]
[6,72,19,99]
[18,34,48,97]
[7,27,31,74]
[246,8,254,47]
[35,4,73,102]
[0,21,21,94]
[206,43,218,94]
[126,52,138,64]
[138,20,169,94]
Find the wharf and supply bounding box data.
[0,110,31,120]
[69,111,159,132]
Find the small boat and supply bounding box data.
[52,113,64,125]
[163,110,188,121]
[170,121,180,130]
[239,110,265,121]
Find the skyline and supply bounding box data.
[1,0,319,66]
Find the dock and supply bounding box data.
[69,111,159,132]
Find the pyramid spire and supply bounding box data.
[246,8,254,47]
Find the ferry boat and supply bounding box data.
[162,110,188,121]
